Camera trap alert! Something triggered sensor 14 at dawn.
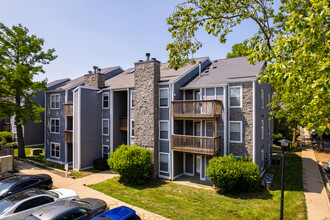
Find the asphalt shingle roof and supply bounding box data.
[183,57,265,89]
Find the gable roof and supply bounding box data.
[105,57,208,89]
[183,57,266,89]
[46,78,70,89]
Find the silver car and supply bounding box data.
[0,188,79,220]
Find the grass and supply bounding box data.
[90,152,307,220]
[14,146,103,178]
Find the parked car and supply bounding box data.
[92,206,141,220]
[0,174,53,200]
[0,188,78,219]
[25,198,108,220]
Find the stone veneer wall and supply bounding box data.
[84,73,104,88]
[134,60,160,178]
[229,82,253,157]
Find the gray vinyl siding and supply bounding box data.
[79,88,102,169]
[45,91,66,163]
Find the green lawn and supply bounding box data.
[14,146,103,178]
[89,152,306,220]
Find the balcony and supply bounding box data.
[171,134,221,155]
[64,102,73,116]
[64,130,73,143]
[172,100,221,119]
[119,117,127,131]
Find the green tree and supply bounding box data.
[166,0,329,136]
[226,41,250,59]
[0,23,57,158]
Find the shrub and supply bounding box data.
[0,131,13,147]
[273,133,283,144]
[93,158,110,171]
[5,142,18,148]
[108,144,152,185]
[206,154,260,192]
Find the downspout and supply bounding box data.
[253,80,256,163]
[170,84,174,180]
[223,84,227,156]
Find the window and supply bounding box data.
[229,86,241,108]
[50,94,60,109]
[160,153,169,173]
[131,120,134,138]
[50,118,60,134]
[51,142,60,159]
[130,90,135,108]
[261,120,264,139]
[102,92,109,109]
[261,150,264,170]
[268,118,271,135]
[159,88,169,107]
[103,145,109,159]
[102,119,109,135]
[15,196,54,213]
[261,89,264,109]
[229,121,242,143]
[159,121,169,140]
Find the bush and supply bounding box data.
[5,142,18,148]
[206,154,260,192]
[108,144,152,185]
[273,133,283,144]
[0,131,13,147]
[93,158,110,171]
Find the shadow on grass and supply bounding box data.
[218,189,273,200]
[119,178,168,190]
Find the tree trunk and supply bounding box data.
[16,122,26,159]
[292,128,296,143]
[320,135,325,151]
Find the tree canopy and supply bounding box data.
[0,23,57,158]
[226,41,250,58]
[167,0,329,135]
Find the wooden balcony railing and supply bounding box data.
[64,130,73,143]
[2,123,10,131]
[172,100,221,118]
[171,134,221,155]
[64,102,73,117]
[119,117,127,131]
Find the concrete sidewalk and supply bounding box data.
[14,160,169,220]
[302,129,330,220]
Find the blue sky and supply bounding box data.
[0,0,260,82]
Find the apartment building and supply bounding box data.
[44,55,272,182]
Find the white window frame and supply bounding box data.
[102,92,109,109]
[102,119,109,136]
[229,86,242,108]
[159,120,169,141]
[130,90,135,109]
[229,121,243,143]
[50,142,60,159]
[268,118,271,135]
[261,89,264,109]
[130,119,134,138]
[50,94,60,109]
[159,152,169,173]
[102,145,109,159]
[159,88,169,108]
[261,149,264,170]
[261,120,264,140]
[50,118,60,134]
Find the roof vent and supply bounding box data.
[93,66,98,73]
[129,69,135,74]
[205,70,209,73]
[212,66,217,69]
[214,60,218,63]
[151,58,156,61]
[88,71,93,74]
[138,60,143,62]
[146,53,150,61]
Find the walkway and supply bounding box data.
[302,128,330,220]
[14,160,169,220]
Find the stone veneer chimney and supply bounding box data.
[84,66,104,88]
[134,55,160,179]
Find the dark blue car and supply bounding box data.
[92,206,141,220]
[0,174,53,200]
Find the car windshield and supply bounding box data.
[25,215,41,220]
[0,180,14,196]
[0,198,15,215]
[95,215,114,220]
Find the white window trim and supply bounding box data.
[261,119,264,140]
[229,86,242,108]
[229,121,243,143]
[130,119,134,138]
[102,145,110,159]
[268,118,271,135]
[50,94,60,109]
[261,89,264,109]
[130,90,135,109]
[50,118,60,134]
[159,120,169,141]
[159,152,169,174]
[102,119,109,136]
[102,92,109,109]
[50,142,60,159]
[159,88,169,108]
